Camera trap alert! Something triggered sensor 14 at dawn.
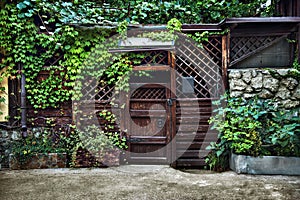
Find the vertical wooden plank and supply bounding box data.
[168,51,171,66]
[277,0,300,17]
[170,51,177,167]
[298,24,300,64]
[297,0,300,16]
[222,35,229,90]
[119,90,130,164]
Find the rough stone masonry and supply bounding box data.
[228,68,300,109]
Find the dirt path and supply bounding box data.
[0,166,300,200]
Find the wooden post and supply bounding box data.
[20,63,27,138]
[119,89,130,164]
[170,51,177,167]
[298,24,300,65]
[222,34,229,91]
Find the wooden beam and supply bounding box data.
[120,88,131,164]
[132,65,170,71]
[170,51,177,168]
[222,35,229,90]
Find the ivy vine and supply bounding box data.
[0,0,275,112]
[0,0,278,167]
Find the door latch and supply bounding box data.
[167,98,176,106]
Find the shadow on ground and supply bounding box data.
[0,165,299,200]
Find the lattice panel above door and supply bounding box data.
[131,87,166,99]
[139,51,169,65]
[230,35,285,66]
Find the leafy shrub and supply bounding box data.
[206,94,300,171]
[260,109,300,156]
[76,124,127,156]
[70,124,127,167]
[11,127,68,165]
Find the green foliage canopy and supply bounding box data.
[0,0,275,110]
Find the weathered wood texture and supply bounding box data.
[124,66,173,164]
[175,98,217,167]
[6,19,300,168]
[227,20,300,68]
[276,0,300,17]
[27,102,72,129]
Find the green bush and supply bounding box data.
[76,124,127,156]
[206,94,300,171]
[11,127,68,165]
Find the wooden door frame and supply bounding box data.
[169,51,177,167]
[122,53,177,164]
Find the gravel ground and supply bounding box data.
[0,165,300,200]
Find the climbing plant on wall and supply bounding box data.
[0,0,275,111]
[0,0,278,168]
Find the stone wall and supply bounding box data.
[9,153,66,170]
[0,127,66,169]
[228,68,300,108]
[0,130,21,169]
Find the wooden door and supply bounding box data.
[125,66,174,164]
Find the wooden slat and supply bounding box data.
[177,125,211,133]
[130,99,166,102]
[130,109,167,116]
[175,159,206,167]
[177,150,203,158]
[130,83,168,88]
[176,132,218,141]
[176,141,211,150]
[222,35,229,90]
[170,50,177,166]
[127,157,168,165]
[133,65,170,71]
[128,141,167,145]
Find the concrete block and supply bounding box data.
[230,153,300,175]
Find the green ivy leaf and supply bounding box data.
[16,3,27,10]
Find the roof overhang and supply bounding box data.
[220,17,300,36]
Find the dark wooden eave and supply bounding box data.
[220,17,300,24]
[181,24,221,32]
[71,17,300,34]
[220,17,300,37]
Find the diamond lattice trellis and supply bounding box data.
[80,79,115,101]
[175,36,223,99]
[131,87,166,99]
[230,35,283,66]
[139,51,169,65]
[202,36,222,68]
[81,37,224,101]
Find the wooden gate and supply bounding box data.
[117,32,224,167]
[85,32,224,167]
[125,67,175,164]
